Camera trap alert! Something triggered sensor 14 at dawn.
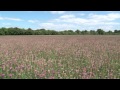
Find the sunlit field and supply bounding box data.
[0,35,120,79]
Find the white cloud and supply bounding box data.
[39,22,76,31]
[0,16,23,21]
[103,22,120,25]
[50,11,65,14]
[0,17,4,20]
[28,20,39,23]
[38,12,120,31]
[39,22,119,31]
[60,14,75,18]
[1,23,12,28]
[51,14,89,24]
[51,13,120,25]
[2,23,11,25]
[4,17,23,21]
[88,13,120,21]
[78,13,85,16]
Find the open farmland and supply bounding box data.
[0,35,120,79]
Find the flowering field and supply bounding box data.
[0,35,120,79]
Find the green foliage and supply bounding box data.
[90,30,97,35]
[0,28,5,35]
[97,29,105,35]
[75,29,81,34]
[0,27,120,35]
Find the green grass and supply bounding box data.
[0,35,120,79]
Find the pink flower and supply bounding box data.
[39,73,46,78]
[10,67,12,70]
[0,74,5,78]
[9,74,13,78]
[48,76,55,79]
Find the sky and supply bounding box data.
[0,11,120,31]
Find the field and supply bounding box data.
[0,35,120,79]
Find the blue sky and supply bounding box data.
[0,11,120,31]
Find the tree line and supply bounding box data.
[0,27,120,35]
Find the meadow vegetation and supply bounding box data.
[0,35,120,79]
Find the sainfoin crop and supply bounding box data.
[0,35,120,79]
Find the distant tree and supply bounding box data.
[0,27,120,35]
[63,30,68,35]
[0,28,5,35]
[114,30,118,33]
[7,27,15,35]
[114,30,120,34]
[107,30,113,35]
[97,29,105,35]
[58,31,64,35]
[50,30,58,35]
[75,29,81,34]
[39,29,47,35]
[90,30,96,35]
[34,30,41,35]
[81,30,89,35]
[67,30,75,35]
[25,28,34,35]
